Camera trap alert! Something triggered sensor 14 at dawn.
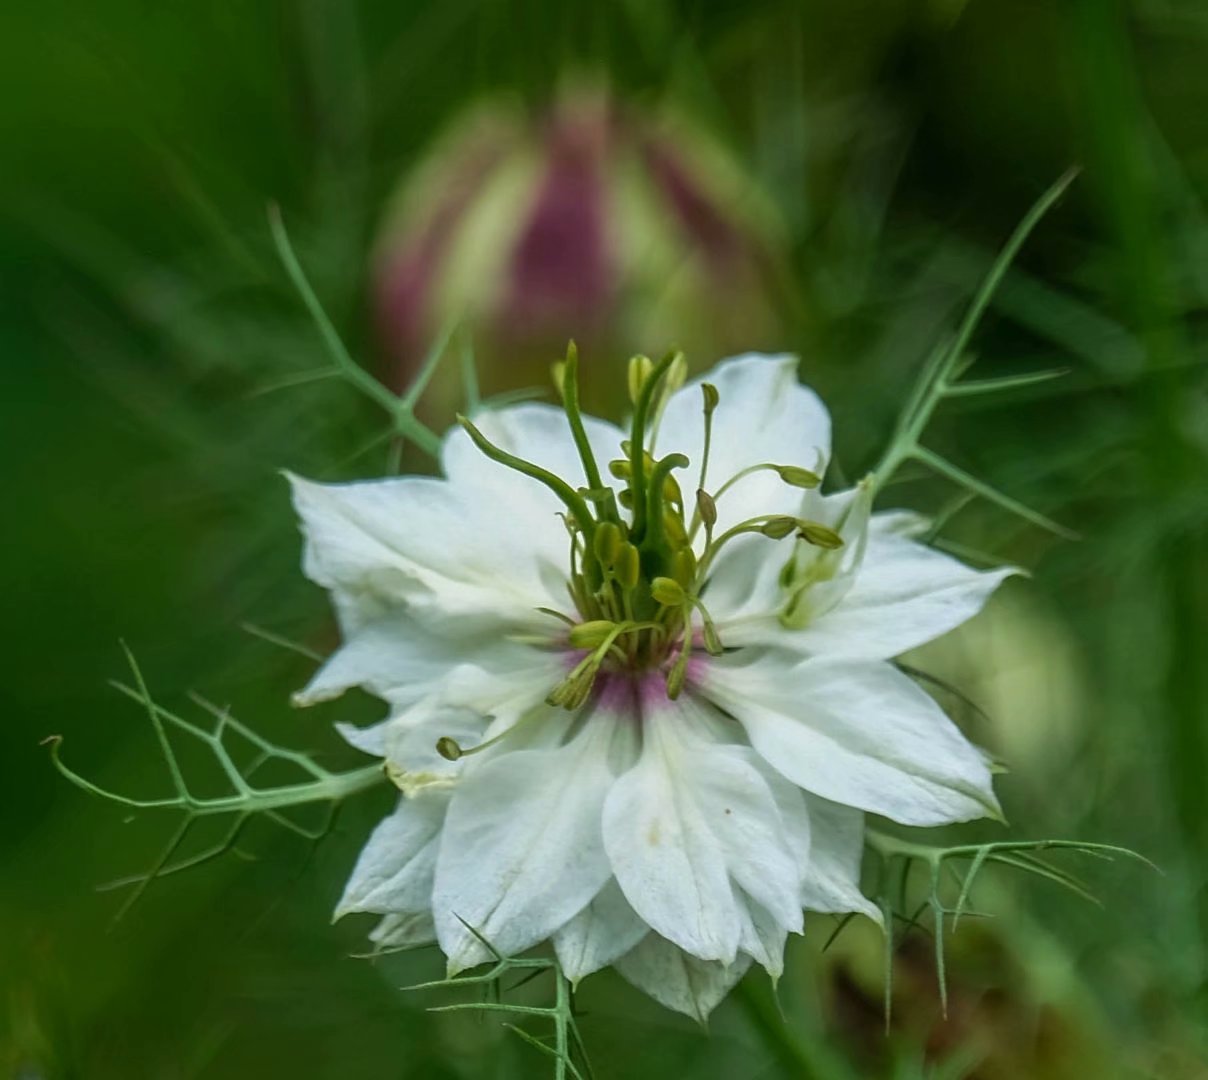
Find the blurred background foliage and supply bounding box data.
[2,0,1207,1076]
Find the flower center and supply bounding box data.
[458,346,843,713]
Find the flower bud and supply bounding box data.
[373,83,787,412]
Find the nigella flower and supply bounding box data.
[290,353,1011,1020]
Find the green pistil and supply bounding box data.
[458,414,597,539]
[559,343,619,526]
[641,452,689,568]
[627,349,682,544]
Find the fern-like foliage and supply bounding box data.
[44,644,383,920]
[872,169,1080,540]
[402,919,592,1080]
[859,830,1155,1026]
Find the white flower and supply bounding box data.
[290,353,1011,1019]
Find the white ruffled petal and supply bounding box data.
[370,911,437,950]
[799,795,880,922]
[787,519,1018,659]
[747,761,877,922]
[656,353,831,538]
[296,612,563,715]
[614,933,752,1024]
[442,402,625,519]
[703,652,1000,826]
[735,892,789,980]
[603,699,802,964]
[553,878,649,985]
[289,472,567,629]
[433,719,634,974]
[335,794,447,918]
[706,483,873,641]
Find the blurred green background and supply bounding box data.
[3,0,1207,1076]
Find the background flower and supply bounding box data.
[373,82,786,412]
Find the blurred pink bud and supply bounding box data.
[373,83,787,407]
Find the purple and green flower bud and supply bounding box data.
[372,82,787,410]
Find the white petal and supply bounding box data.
[708,483,873,639]
[603,699,801,963]
[335,794,447,918]
[736,892,789,980]
[614,933,752,1023]
[442,402,626,509]
[289,472,567,629]
[553,878,649,985]
[433,720,633,973]
[783,516,1017,659]
[656,353,831,538]
[372,704,488,796]
[370,911,437,949]
[296,611,562,713]
[799,795,880,922]
[743,756,876,924]
[703,652,1000,826]
[693,533,786,628]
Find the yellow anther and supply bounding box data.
[669,547,697,588]
[435,736,463,761]
[651,577,687,607]
[664,352,688,398]
[776,465,822,489]
[666,658,687,699]
[701,382,720,414]
[798,521,844,549]
[662,509,688,546]
[593,521,625,567]
[696,488,717,528]
[568,620,620,649]
[615,543,641,589]
[760,517,799,539]
[628,355,654,404]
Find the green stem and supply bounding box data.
[268,205,442,458]
[735,980,845,1080]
